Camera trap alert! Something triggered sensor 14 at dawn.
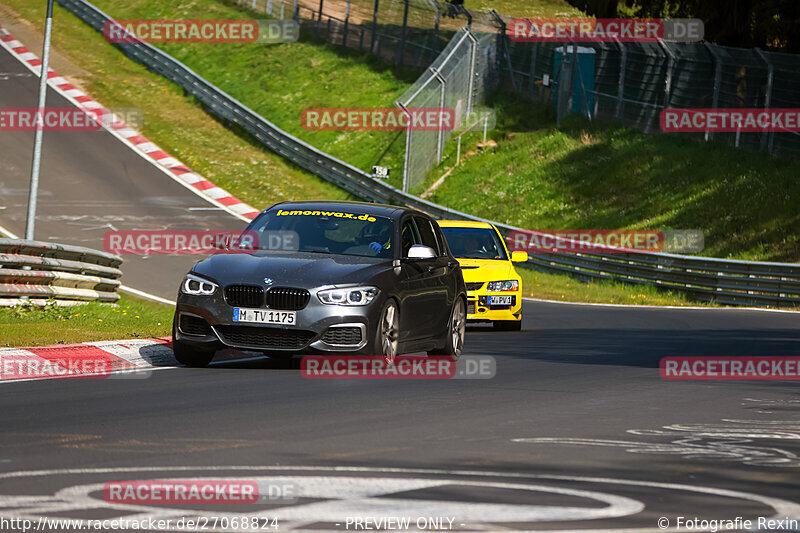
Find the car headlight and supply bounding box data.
[318,286,379,306]
[487,280,519,292]
[182,273,218,296]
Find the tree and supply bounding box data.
[566,0,618,18]
[621,0,800,52]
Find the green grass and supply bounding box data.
[2,0,352,209]
[0,294,174,347]
[424,93,800,262]
[518,268,718,307]
[59,0,420,190]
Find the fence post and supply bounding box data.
[252,0,257,9]
[370,0,379,53]
[343,0,350,46]
[435,69,447,163]
[466,29,478,118]
[397,0,410,65]
[527,42,538,98]
[705,43,722,142]
[754,48,775,154]
[658,40,675,109]
[426,0,440,56]
[293,0,299,21]
[400,104,412,192]
[616,41,626,123]
[489,10,516,92]
[266,0,272,15]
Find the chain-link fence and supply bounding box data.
[393,27,496,191]
[234,0,800,161]
[237,0,496,69]
[504,31,800,159]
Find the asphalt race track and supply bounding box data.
[2,21,800,533]
[0,44,245,299]
[1,302,799,531]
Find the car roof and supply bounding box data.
[438,220,495,229]
[266,201,409,219]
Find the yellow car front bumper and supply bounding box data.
[466,289,522,322]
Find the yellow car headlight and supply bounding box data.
[486,280,519,292]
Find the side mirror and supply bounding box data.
[511,251,528,263]
[406,244,436,260]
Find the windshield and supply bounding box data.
[441,226,508,260]
[245,208,394,258]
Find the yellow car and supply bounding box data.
[438,220,528,331]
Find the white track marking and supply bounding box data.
[118,285,175,306]
[0,466,796,533]
[515,419,800,468]
[0,29,257,223]
[0,223,19,238]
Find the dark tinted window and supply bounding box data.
[414,217,441,255]
[400,218,421,257]
[247,208,393,258]
[441,226,508,260]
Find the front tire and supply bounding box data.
[428,297,465,359]
[373,299,399,357]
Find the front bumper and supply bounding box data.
[174,290,381,354]
[466,290,522,322]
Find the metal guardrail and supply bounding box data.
[55,0,800,308]
[0,239,123,305]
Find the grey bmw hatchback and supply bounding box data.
[172,201,467,367]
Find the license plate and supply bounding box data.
[233,308,296,325]
[488,295,513,306]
